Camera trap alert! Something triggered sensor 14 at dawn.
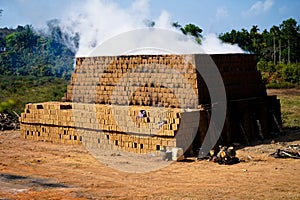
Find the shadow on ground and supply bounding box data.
[0,173,70,189]
[250,127,300,146]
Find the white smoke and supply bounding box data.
[58,0,145,56]
[57,0,244,57]
[155,10,172,28]
[201,33,244,54]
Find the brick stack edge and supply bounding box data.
[19,54,281,154]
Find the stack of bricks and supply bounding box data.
[20,102,201,153]
[20,102,80,145]
[65,54,266,107]
[66,55,198,108]
[195,54,266,103]
[20,53,281,155]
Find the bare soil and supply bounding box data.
[0,129,299,200]
[1,88,299,199]
[267,88,300,96]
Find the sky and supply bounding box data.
[0,0,299,34]
[0,0,299,56]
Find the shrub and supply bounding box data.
[266,82,296,89]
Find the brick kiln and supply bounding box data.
[19,54,281,155]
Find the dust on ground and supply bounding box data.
[0,129,299,200]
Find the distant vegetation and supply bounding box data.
[0,15,299,114]
[174,18,300,87]
[0,20,76,114]
[0,75,68,114]
[0,23,76,79]
[218,18,300,88]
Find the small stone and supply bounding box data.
[271,140,275,144]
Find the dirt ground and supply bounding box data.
[0,128,299,200]
[267,88,300,96]
[1,89,300,199]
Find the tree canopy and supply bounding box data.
[172,22,203,43]
[219,18,300,64]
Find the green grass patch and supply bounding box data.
[266,82,296,89]
[0,75,69,114]
[277,93,300,128]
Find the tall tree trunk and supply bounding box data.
[273,35,276,65]
[288,39,290,64]
[279,39,281,63]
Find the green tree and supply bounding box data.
[281,63,300,83]
[182,23,203,43]
[279,18,300,63]
[250,25,265,56]
[219,18,300,86]
[173,22,203,44]
[270,25,281,64]
[219,18,300,64]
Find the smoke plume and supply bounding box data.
[56,0,244,56]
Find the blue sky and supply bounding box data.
[0,0,299,34]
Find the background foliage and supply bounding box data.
[219,18,300,87]
[0,24,75,79]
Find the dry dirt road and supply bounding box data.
[0,129,299,200]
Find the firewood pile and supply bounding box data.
[0,112,20,131]
[208,146,240,165]
[271,145,300,159]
